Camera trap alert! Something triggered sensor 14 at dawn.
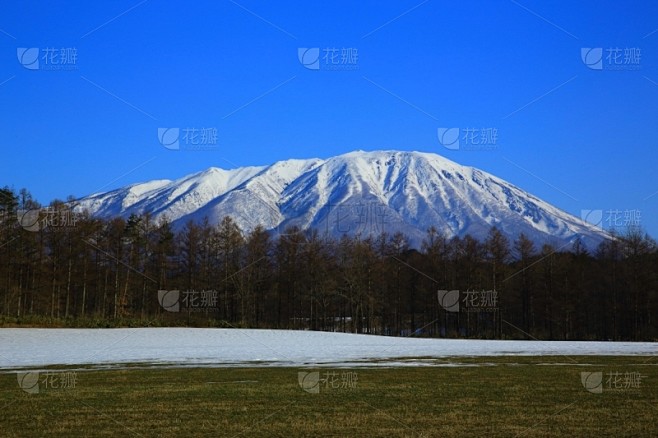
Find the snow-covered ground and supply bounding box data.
[0,328,655,371]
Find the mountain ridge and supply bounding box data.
[76,150,608,249]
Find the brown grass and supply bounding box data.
[1,356,656,437]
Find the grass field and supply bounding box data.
[1,356,656,437]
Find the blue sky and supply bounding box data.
[2,0,657,237]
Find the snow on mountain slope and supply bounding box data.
[79,165,265,223]
[184,158,324,231]
[76,150,608,249]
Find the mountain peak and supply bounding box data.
[77,150,609,249]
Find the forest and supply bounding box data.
[1,186,656,341]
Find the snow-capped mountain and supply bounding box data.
[77,150,608,249]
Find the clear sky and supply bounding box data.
[2,0,657,237]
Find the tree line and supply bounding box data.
[1,187,656,341]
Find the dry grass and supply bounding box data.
[1,356,656,437]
